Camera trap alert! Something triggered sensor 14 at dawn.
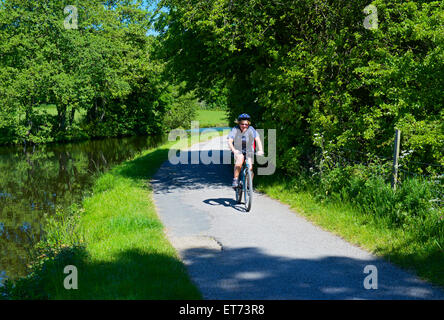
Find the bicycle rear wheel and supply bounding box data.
[244,169,253,212]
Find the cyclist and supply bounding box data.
[227,113,264,189]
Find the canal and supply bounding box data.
[0,134,166,284]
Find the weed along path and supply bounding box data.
[151,135,444,300]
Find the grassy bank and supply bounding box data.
[1,131,224,299]
[196,109,229,128]
[255,172,444,289]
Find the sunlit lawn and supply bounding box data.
[195,109,229,128]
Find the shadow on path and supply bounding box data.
[202,198,250,213]
[151,150,234,193]
[180,246,444,300]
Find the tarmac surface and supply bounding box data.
[151,135,444,300]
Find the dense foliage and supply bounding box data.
[0,0,197,145]
[155,0,443,176]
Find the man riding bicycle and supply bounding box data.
[227,113,264,188]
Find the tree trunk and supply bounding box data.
[57,104,67,131]
[69,107,76,126]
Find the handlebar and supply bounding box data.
[233,150,264,156]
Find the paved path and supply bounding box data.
[151,135,444,300]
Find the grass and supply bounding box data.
[67,145,200,299]
[255,173,444,289]
[195,109,229,128]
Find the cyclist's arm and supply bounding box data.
[227,138,240,154]
[254,136,264,154]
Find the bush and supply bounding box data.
[313,162,442,228]
[163,89,199,130]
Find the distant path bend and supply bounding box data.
[151,135,444,300]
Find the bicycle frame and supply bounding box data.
[235,152,253,211]
[241,161,251,204]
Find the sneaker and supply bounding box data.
[232,178,239,188]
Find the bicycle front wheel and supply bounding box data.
[235,182,243,204]
[244,169,253,212]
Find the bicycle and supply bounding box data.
[234,151,254,212]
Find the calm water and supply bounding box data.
[0,135,166,283]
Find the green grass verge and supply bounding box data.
[195,109,229,128]
[2,131,225,299]
[255,174,444,289]
[69,144,201,299]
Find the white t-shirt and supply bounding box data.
[227,125,258,154]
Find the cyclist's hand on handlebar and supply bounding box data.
[256,150,264,156]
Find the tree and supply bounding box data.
[0,0,184,144]
[155,0,444,173]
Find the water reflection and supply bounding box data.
[0,135,165,281]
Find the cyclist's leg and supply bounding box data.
[234,152,245,179]
[246,156,254,180]
[232,152,245,188]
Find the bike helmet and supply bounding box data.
[237,113,251,121]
